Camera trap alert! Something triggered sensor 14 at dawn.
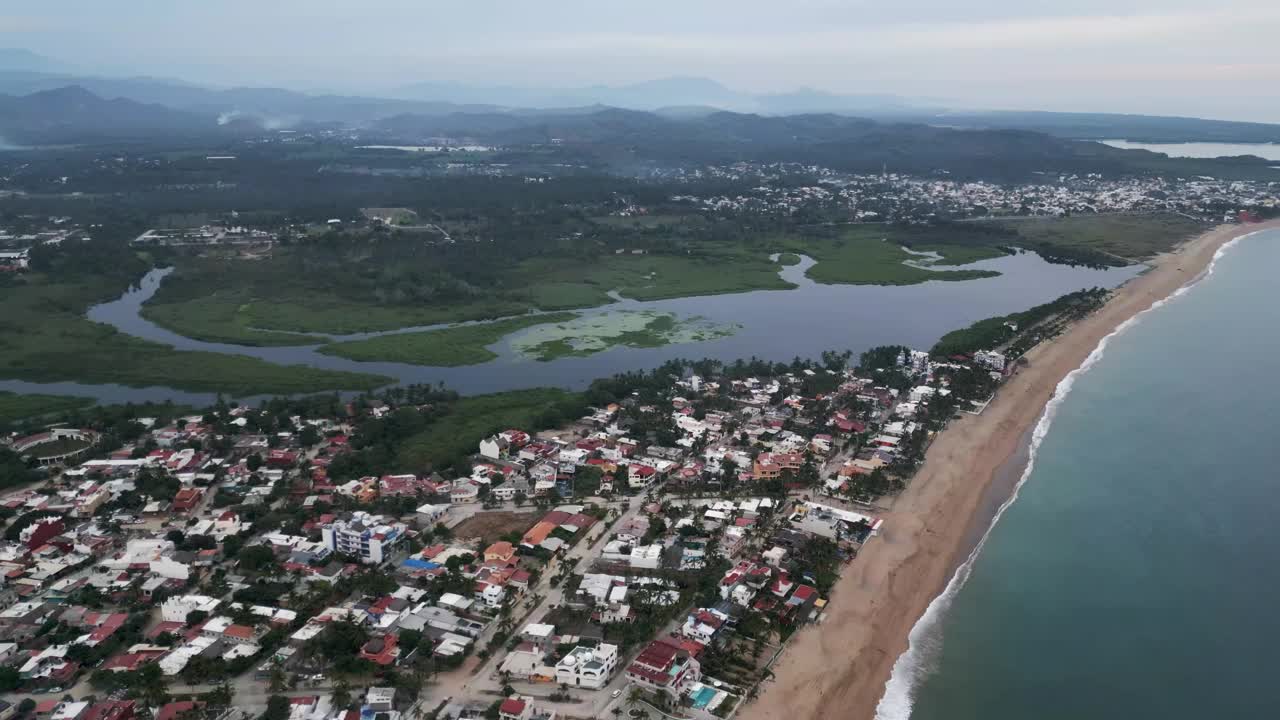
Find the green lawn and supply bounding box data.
[0,392,95,425]
[0,275,391,395]
[397,388,585,470]
[318,312,577,366]
[776,252,802,266]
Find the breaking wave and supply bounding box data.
[872,227,1264,720]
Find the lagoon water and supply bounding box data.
[885,228,1280,719]
[0,251,1137,404]
[1100,139,1280,161]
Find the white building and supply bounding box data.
[415,503,450,527]
[161,594,222,623]
[974,349,1007,372]
[555,644,618,689]
[321,512,408,564]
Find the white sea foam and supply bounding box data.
[872,227,1268,720]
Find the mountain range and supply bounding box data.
[2,48,1280,152]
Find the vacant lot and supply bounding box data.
[451,510,540,546]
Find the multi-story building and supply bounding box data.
[625,638,701,697]
[321,512,407,564]
[555,644,618,689]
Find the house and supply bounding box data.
[680,608,729,645]
[520,623,555,652]
[358,634,399,666]
[82,701,135,720]
[555,644,618,689]
[415,503,449,527]
[626,637,701,697]
[628,464,658,489]
[51,703,89,720]
[752,452,804,480]
[154,702,203,720]
[172,487,203,513]
[479,436,509,460]
[450,482,480,504]
[365,688,395,712]
[161,595,221,624]
[520,521,556,549]
[483,541,516,564]
[786,584,819,616]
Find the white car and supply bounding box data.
[611,689,622,699]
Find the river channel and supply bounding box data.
[0,253,1141,405]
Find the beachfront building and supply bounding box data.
[625,638,701,697]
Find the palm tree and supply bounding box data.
[268,666,287,693]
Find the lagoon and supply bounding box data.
[0,252,1139,405]
[1100,139,1280,160]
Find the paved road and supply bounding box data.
[429,496,651,715]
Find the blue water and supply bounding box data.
[881,228,1280,719]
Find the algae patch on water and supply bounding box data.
[511,310,738,361]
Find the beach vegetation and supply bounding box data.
[931,287,1109,357]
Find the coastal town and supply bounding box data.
[0,326,1036,720]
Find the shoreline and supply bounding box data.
[738,219,1280,720]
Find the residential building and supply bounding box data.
[321,512,407,564]
[625,637,700,696]
[555,644,618,689]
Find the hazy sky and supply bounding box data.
[5,0,1280,121]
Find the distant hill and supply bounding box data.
[0,85,217,144]
[364,107,1144,179]
[364,106,1280,180]
[0,54,1276,147]
[390,75,919,115]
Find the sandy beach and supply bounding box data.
[739,220,1280,720]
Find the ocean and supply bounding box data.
[878,228,1280,719]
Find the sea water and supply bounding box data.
[878,228,1280,719]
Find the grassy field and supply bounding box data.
[777,252,802,266]
[145,277,531,338]
[986,213,1205,262]
[144,244,794,340]
[0,275,391,395]
[0,392,95,425]
[780,228,1002,285]
[512,245,795,303]
[140,289,324,346]
[397,388,584,470]
[318,312,577,366]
